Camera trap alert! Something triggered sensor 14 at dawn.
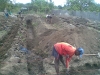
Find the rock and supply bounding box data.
[8,56,21,63]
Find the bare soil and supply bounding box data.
[0,14,100,75]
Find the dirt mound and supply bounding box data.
[0,15,30,75]
[73,17,89,25]
[33,15,100,75]
[0,13,100,75]
[0,15,20,60]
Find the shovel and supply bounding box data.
[83,53,100,58]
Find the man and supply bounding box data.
[46,14,52,24]
[52,42,84,75]
[17,10,22,18]
[4,8,9,18]
[17,10,23,20]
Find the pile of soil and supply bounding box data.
[33,14,100,75]
[0,13,100,75]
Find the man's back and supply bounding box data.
[54,42,76,56]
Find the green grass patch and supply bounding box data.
[0,30,7,38]
[32,22,39,26]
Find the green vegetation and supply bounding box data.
[0,0,14,12]
[31,0,54,13]
[55,0,100,12]
[0,0,100,14]
[32,22,39,26]
[0,0,55,13]
[64,0,100,12]
[0,30,7,38]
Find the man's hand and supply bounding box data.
[77,56,80,59]
[66,68,70,75]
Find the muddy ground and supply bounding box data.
[0,13,100,75]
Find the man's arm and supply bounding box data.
[66,58,70,69]
[66,56,72,74]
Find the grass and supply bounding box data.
[35,12,46,17]
[32,22,39,26]
[0,30,7,38]
[18,32,22,37]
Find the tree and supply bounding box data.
[0,0,10,11]
[30,0,54,12]
[58,5,63,9]
[66,0,95,11]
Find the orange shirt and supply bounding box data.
[54,42,76,68]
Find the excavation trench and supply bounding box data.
[26,19,45,75]
[26,19,35,50]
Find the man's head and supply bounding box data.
[75,47,84,58]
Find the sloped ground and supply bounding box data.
[34,15,100,75]
[0,13,100,75]
[0,15,29,75]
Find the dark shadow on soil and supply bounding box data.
[26,18,45,75]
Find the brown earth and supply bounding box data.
[0,13,100,75]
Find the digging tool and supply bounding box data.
[83,53,100,58]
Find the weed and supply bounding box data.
[32,22,39,26]
[85,63,92,68]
